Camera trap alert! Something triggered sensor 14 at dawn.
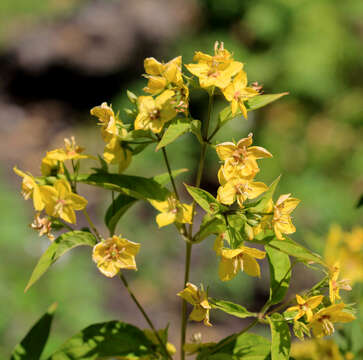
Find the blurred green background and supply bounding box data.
[0,0,362,358]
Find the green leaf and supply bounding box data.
[156,118,191,150]
[247,176,281,213]
[265,236,326,266]
[48,321,154,360]
[104,169,188,235]
[193,215,226,243]
[25,231,97,292]
[265,245,291,306]
[185,184,225,214]
[76,173,169,201]
[11,303,57,360]
[268,313,291,360]
[190,119,203,144]
[199,332,270,360]
[210,299,256,319]
[245,93,288,111]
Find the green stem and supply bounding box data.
[82,209,102,242]
[207,123,220,142]
[119,273,172,360]
[181,89,214,360]
[161,147,180,201]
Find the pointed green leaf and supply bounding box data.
[246,93,288,111]
[48,321,154,360]
[104,169,188,235]
[156,118,191,150]
[265,245,291,306]
[25,231,97,292]
[190,119,203,144]
[193,215,226,243]
[11,303,57,360]
[210,299,256,319]
[185,184,226,214]
[76,173,169,201]
[268,313,291,360]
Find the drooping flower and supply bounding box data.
[103,135,132,173]
[216,245,266,281]
[216,133,272,182]
[92,235,140,277]
[143,56,183,95]
[309,303,355,338]
[272,194,300,240]
[134,90,177,133]
[329,262,351,304]
[217,177,268,208]
[177,283,212,326]
[46,136,95,162]
[286,294,324,322]
[13,167,48,211]
[30,213,55,241]
[222,70,259,118]
[42,179,88,224]
[185,42,243,89]
[149,195,192,228]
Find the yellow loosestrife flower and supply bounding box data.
[286,294,323,322]
[217,246,266,281]
[149,195,192,228]
[217,178,268,207]
[135,90,176,133]
[329,262,351,304]
[185,42,243,89]
[177,283,212,326]
[309,303,355,338]
[103,135,132,172]
[216,133,272,182]
[13,167,49,211]
[272,194,300,240]
[143,56,183,94]
[42,179,87,224]
[41,155,64,176]
[46,136,95,162]
[222,70,259,118]
[92,235,140,278]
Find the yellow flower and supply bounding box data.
[217,246,266,281]
[222,70,259,118]
[329,262,351,304]
[149,195,192,228]
[92,235,140,278]
[143,56,183,94]
[286,294,323,322]
[134,90,177,133]
[309,303,355,338]
[216,133,272,182]
[217,178,268,207]
[344,226,363,253]
[42,179,87,224]
[185,42,243,89]
[272,194,300,240]
[13,167,48,211]
[41,155,64,176]
[103,135,132,173]
[291,339,344,360]
[177,283,212,326]
[46,136,95,163]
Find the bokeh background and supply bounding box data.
[1,0,362,358]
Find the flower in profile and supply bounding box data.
[149,195,192,228]
[30,213,55,241]
[41,155,64,176]
[185,41,243,89]
[272,194,300,240]
[216,133,272,182]
[13,167,48,211]
[217,178,268,208]
[177,283,212,326]
[42,179,88,224]
[309,303,355,338]
[143,56,183,95]
[329,262,351,304]
[135,90,177,133]
[216,245,266,281]
[286,294,324,322]
[46,136,95,162]
[103,135,132,173]
[222,70,260,118]
[92,235,140,278]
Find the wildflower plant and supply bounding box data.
[12,42,357,360]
